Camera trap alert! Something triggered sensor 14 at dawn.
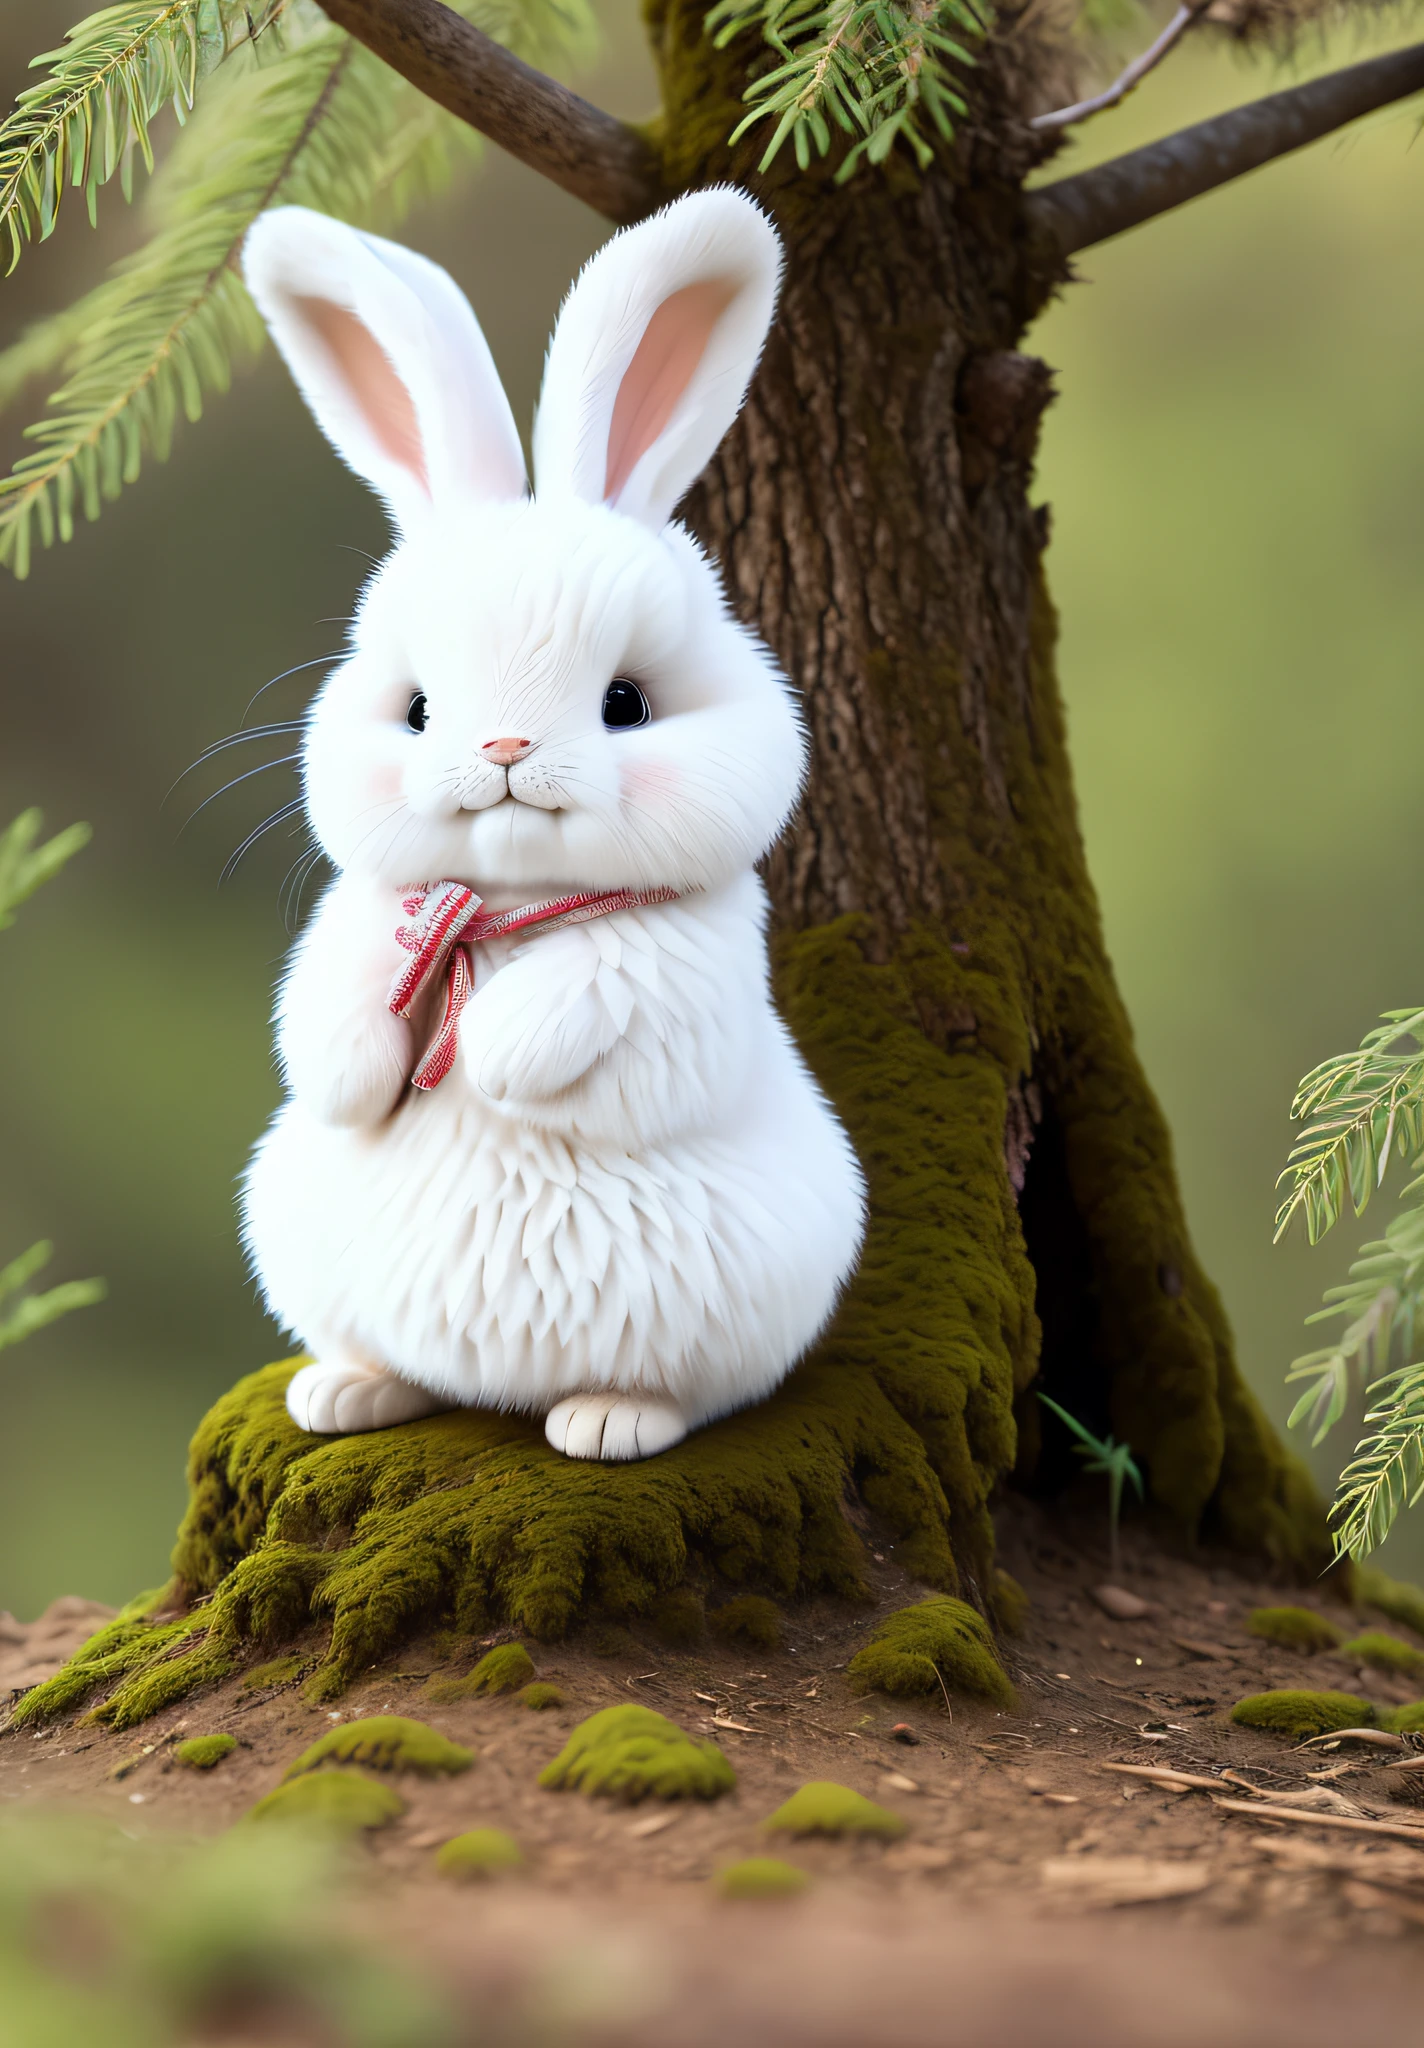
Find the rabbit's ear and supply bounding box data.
[533,188,780,530]
[243,206,525,531]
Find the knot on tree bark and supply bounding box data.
[956,351,1056,498]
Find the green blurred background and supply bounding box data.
[3,2,1423,1616]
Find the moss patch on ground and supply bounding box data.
[646,1588,706,1648]
[846,1597,1015,1708]
[175,1733,236,1770]
[1356,1567,1424,1640]
[520,1683,565,1710]
[1246,1608,1344,1655]
[426,1644,535,1703]
[284,1716,472,1780]
[1380,1703,1424,1734]
[434,1829,522,1880]
[1340,1633,1424,1679]
[246,1769,405,1833]
[714,1857,809,1898]
[709,1596,783,1652]
[762,1782,907,1840]
[1230,1691,1375,1740]
[538,1705,735,1803]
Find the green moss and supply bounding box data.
[0,1814,451,2044]
[846,1597,1015,1709]
[762,1781,907,1840]
[714,1857,810,1898]
[9,1586,198,1730]
[243,1655,307,1689]
[520,1682,565,1710]
[991,1570,1029,1636]
[283,1716,473,1780]
[246,1769,405,1832]
[1340,1632,1424,1678]
[538,1705,735,1802]
[1380,1702,1424,1734]
[1356,1566,1424,1640]
[175,1733,237,1770]
[647,1588,705,1648]
[1230,1691,1375,1740]
[1246,1607,1344,1654]
[590,1626,642,1659]
[710,1595,783,1653]
[426,1643,536,1702]
[433,1828,522,1880]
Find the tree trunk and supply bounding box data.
[659,3,1327,1582]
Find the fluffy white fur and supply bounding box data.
[239,190,866,1461]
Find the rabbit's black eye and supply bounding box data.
[406,692,428,733]
[602,678,650,730]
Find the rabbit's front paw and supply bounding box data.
[287,1359,450,1434]
[544,1392,688,1462]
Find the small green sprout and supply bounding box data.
[1037,1393,1144,1579]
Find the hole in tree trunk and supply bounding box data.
[1014,1098,1110,1498]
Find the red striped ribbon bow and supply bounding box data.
[386,880,680,1091]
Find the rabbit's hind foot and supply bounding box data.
[286,1357,451,1435]
[544,1392,688,1462]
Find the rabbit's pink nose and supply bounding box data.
[482,736,532,767]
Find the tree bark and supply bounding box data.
[657,7,1326,1574]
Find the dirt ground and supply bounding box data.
[9,1497,1424,2042]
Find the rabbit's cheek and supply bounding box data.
[369,763,404,803]
[619,757,681,809]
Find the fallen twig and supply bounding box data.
[1211,1797,1424,1846]
[1250,1835,1424,1888]
[1295,1728,1409,1753]
[1102,1762,1231,1793]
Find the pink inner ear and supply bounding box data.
[604,278,738,505]
[298,294,428,491]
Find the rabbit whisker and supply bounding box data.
[181,755,302,835]
[220,801,306,885]
[243,653,344,722]
[166,724,306,803]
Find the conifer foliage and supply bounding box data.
[0,0,593,573]
[1277,1010,1424,1558]
[0,812,105,1350]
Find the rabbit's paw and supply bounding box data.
[544,1393,688,1462]
[286,1359,450,1435]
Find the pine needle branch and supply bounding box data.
[0,814,105,1356]
[706,0,987,178]
[0,810,93,927]
[1284,1193,1424,1452]
[0,0,291,275]
[0,1242,108,1354]
[1330,1361,1424,1559]
[0,0,590,574]
[1274,1008,1424,1245]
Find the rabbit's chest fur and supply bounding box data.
[241,875,865,1422]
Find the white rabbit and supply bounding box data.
[238,189,866,1461]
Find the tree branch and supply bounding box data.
[1031,1,1210,135]
[1026,40,1424,257]
[314,0,662,223]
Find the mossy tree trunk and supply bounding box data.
[657,6,1324,1586]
